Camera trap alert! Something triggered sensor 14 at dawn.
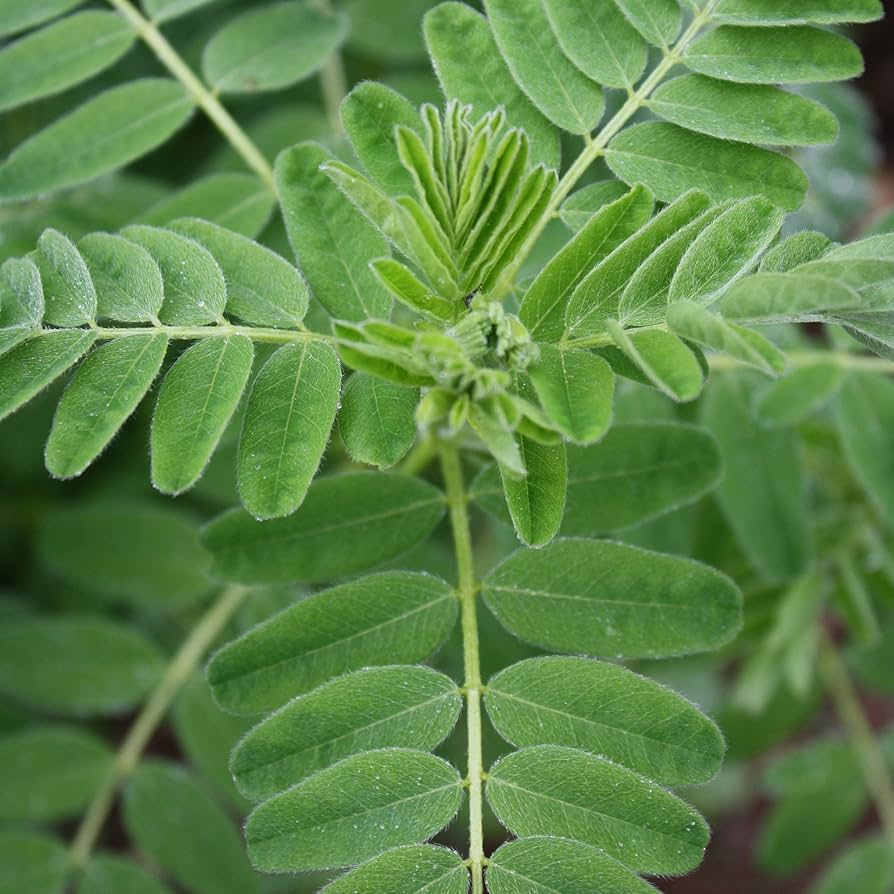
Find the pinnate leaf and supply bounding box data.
[45,333,168,479]
[486,656,724,785]
[245,749,463,872]
[0,725,111,823]
[424,3,559,170]
[34,228,97,327]
[0,11,134,114]
[38,499,211,606]
[606,123,807,212]
[529,344,613,444]
[276,143,392,321]
[541,0,647,89]
[203,1,348,94]
[486,745,708,875]
[0,330,95,422]
[649,75,838,147]
[0,615,163,715]
[339,373,419,469]
[522,184,654,342]
[684,26,864,85]
[151,336,253,495]
[79,233,164,323]
[208,571,457,714]
[123,226,226,326]
[322,846,468,894]
[483,0,604,135]
[237,341,340,520]
[487,837,659,894]
[482,538,742,658]
[232,665,461,800]
[0,79,192,202]
[124,762,260,894]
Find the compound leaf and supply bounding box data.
[151,336,254,495]
[0,615,163,715]
[339,373,419,469]
[482,538,742,658]
[276,142,392,321]
[122,225,226,326]
[38,499,211,606]
[542,0,647,89]
[138,174,275,238]
[486,656,724,784]
[245,749,463,872]
[232,665,461,800]
[424,2,560,170]
[483,0,604,135]
[35,228,97,328]
[322,846,468,894]
[521,184,654,342]
[0,725,111,823]
[486,745,708,875]
[529,344,613,444]
[237,341,341,520]
[79,233,164,324]
[208,571,457,715]
[487,837,659,894]
[171,218,308,327]
[606,123,807,211]
[649,75,838,146]
[203,1,348,94]
[45,333,168,479]
[124,762,261,894]
[204,472,446,584]
[669,196,786,306]
[0,330,95,422]
[0,11,134,114]
[0,79,192,201]
[562,422,722,534]
[684,26,863,84]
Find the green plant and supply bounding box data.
[0,1,893,893]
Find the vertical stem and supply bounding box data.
[308,0,348,136]
[819,631,894,848]
[105,0,276,189]
[69,584,249,871]
[440,440,486,894]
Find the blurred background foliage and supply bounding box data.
[1,3,893,893]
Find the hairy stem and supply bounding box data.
[105,0,276,189]
[495,0,720,297]
[440,440,486,894]
[68,584,249,871]
[36,323,329,345]
[819,631,894,848]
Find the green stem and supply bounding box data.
[439,440,486,894]
[68,584,249,871]
[36,323,330,346]
[308,0,348,136]
[819,631,894,849]
[105,0,276,189]
[495,0,720,297]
